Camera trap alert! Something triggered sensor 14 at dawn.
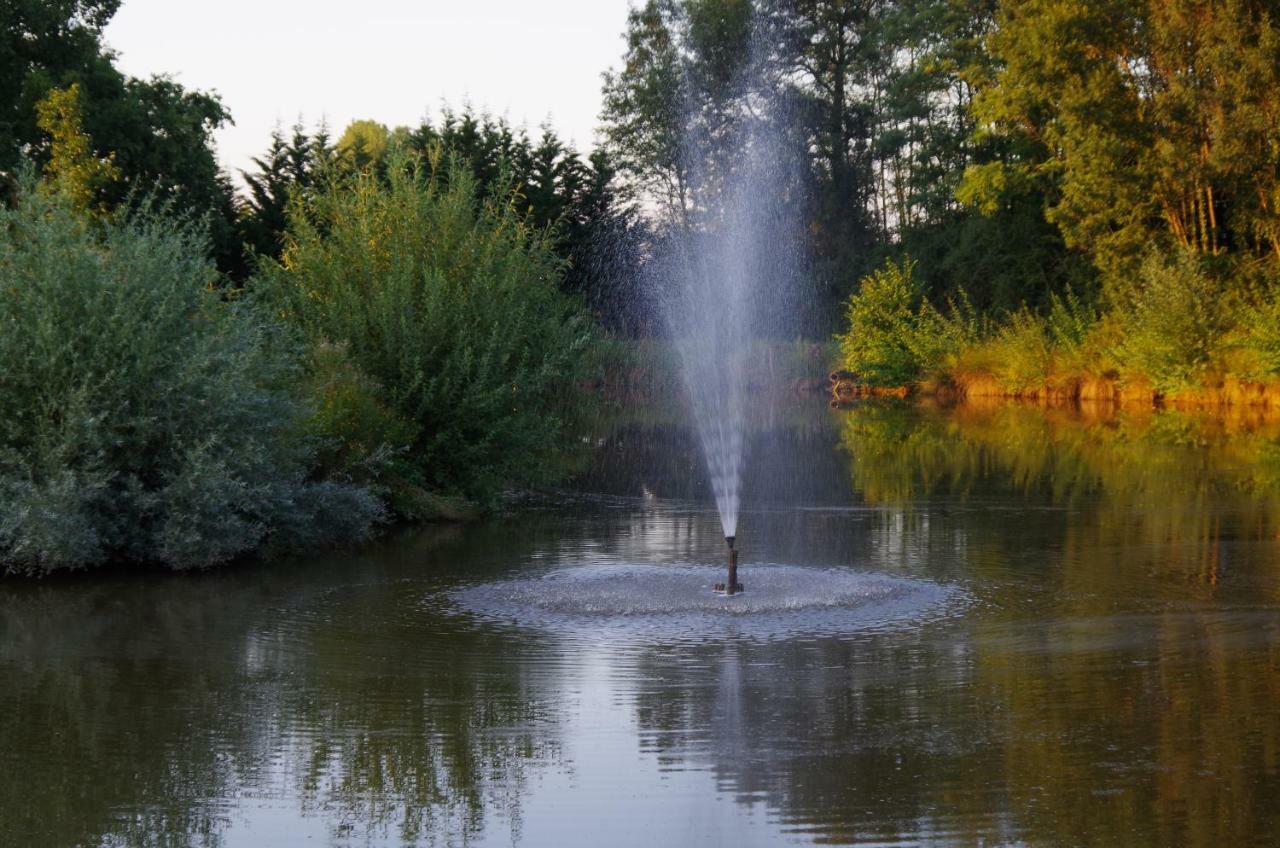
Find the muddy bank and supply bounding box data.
[830,369,1280,414]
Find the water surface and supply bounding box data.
[3,399,1280,847]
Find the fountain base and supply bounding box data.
[722,538,741,595]
[712,582,745,595]
[447,563,961,641]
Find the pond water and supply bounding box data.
[4,398,1280,847]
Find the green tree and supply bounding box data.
[241,127,291,260]
[601,1,692,217]
[240,123,321,262]
[964,0,1280,289]
[335,119,392,172]
[242,111,638,325]
[0,1,119,173]
[33,82,118,212]
[262,155,594,505]
[4,1,244,276]
[760,0,878,257]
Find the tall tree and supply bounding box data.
[3,1,243,276]
[601,1,693,219]
[963,0,1280,289]
[759,0,880,286]
[240,127,291,261]
[0,0,119,172]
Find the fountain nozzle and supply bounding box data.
[715,536,742,595]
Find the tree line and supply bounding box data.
[3,1,638,324]
[1,2,600,574]
[598,0,1280,394]
[7,0,1280,574]
[599,0,1083,318]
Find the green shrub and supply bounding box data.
[1240,279,1280,378]
[262,153,593,505]
[304,341,419,483]
[1046,287,1097,358]
[837,257,980,386]
[837,258,920,385]
[1117,251,1230,390]
[0,181,381,575]
[987,309,1053,392]
[976,291,1103,393]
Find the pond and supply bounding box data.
[3,398,1280,847]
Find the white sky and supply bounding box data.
[102,0,635,182]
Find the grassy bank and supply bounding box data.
[837,257,1280,411]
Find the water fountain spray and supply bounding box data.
[651,17,802,598]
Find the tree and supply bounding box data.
[240,111,639,326]
[0,0,120,173]
[964,0,1280,289]
[755,0,881,297]
[241,122,326,263]
[33,82,118,212]
[262,156,593,504]
[601,1,687,216]
[4,1,244,277]
[241,127,291,260]
[336,119,391,172]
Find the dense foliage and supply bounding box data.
[261,155,594,508]
[966,0,1280,288]
[599,0,1078,319]
[2,0,244,275]
[240,112,638,329]
[8,0,1280,573]
[0,181,381,575]
[602,0,1280,397]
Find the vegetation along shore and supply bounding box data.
[7,0,1280,575]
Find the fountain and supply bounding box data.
[444,18,963,638]
[654,32,805,595]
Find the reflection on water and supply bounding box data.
[3,399,1280,846]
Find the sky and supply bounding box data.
[102,0,636,182]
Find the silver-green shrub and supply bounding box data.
[0,181,381,574]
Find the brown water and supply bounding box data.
[3,399,1280,847]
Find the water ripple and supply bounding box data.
[445,562,965,642]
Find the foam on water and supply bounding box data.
[447,563,962,642]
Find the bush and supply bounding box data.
[0,181,382,575]
[262,153,593,505]
[303,341,419,484]
[1116,251,1230,390]
[1240,279,1280,378]
[837,257,980,386]
[986,309,1053,393]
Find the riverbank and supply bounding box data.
[831,371,1280,413]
